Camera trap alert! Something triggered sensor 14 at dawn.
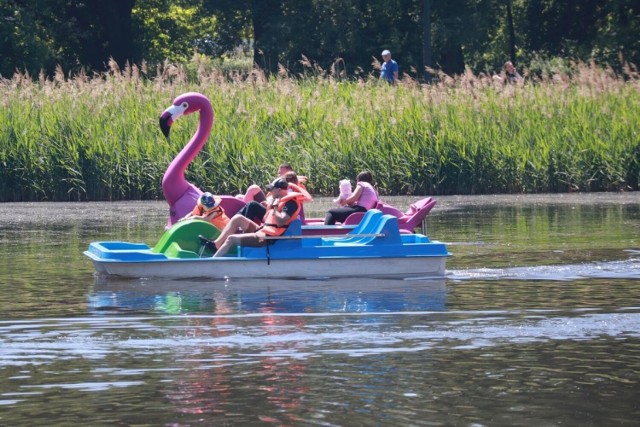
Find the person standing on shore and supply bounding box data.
[380,49,399,84]
[504,61,523,83]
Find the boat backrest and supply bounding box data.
[298,205,307,224]
[398,198,437,233]
[218,196,247,217]
[350,209,383,235]
[376,200,404,218]
[406,197,434,216]
[375,215,402,244]
[331,214,401,246]
[284,219,302,235]
[152,219,220,255]
[322,210,383,245]
[343,211,365,225]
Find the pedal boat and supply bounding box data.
[84,209,450,280]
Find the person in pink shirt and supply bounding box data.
[324,170,379,225]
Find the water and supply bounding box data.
[1,194,639,426]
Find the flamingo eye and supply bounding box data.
[181,102,188,109]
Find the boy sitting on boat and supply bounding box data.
[179,192,230,231]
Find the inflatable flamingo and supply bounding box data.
[159,92,213,229]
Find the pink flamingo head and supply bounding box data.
[159,92,214,229]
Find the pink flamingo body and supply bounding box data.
[159,92,214,229]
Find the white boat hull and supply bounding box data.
[88,254,446,280]
[85,210,450,280]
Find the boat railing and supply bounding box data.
[263,233,385,241]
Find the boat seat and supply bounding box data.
[397,198,437,233]
[340,198,436,233]
[322,210,383,245]
[330,214,401,246]
[218,196,248,217]
[373,198,437,233]
[343,212,365,225]
[375,200,405,218]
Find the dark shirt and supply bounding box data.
[281,200,299,217]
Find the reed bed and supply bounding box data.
[1,61,638,201]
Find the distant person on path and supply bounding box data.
[380,49,399,84]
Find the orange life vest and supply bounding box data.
[264,181,312,202]
[257,192,305,237]
[194,202,230,231]
[286,182,313,202]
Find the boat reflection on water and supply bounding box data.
[88,276,448,315]
[86,276,447,420]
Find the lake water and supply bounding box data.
[1,194,639,426]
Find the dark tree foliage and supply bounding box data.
[0,0,638,79]
[0,0,136,77]
[0,0,56,77]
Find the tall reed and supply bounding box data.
[1,61,638,201]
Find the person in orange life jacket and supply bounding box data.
[179,192,230,231]
[239,171,306,223]
[208,178,304,257]
[324,170,379,225]
[236,162,308,203]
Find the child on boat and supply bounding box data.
[179,192,230,231]
[333,179,353,205]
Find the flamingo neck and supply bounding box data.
[162,102,214,203]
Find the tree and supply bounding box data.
[89,1,138,68]
[0,0,54,77]
[2,0,638,79]
[505,0,516,64]
[0,0,138,76]
[133,0,217,64]
[422,0,433,81]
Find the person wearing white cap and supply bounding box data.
[380,49,398,84]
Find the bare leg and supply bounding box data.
[240,184,266,203]
[213,233,242,257]
[213,214,259,254]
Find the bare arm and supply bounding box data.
[341,184,363,206]
[273,209,292,227]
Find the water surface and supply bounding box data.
[1,194,639,426]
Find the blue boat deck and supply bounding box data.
[85,210,450,263]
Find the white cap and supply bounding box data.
[381,49,391,56]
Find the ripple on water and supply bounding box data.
[2,310,640,368]
[448,257,640,281]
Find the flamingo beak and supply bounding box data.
[159,103,187,139]
[159,111,173,139]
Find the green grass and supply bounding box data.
[1,61,638,201]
